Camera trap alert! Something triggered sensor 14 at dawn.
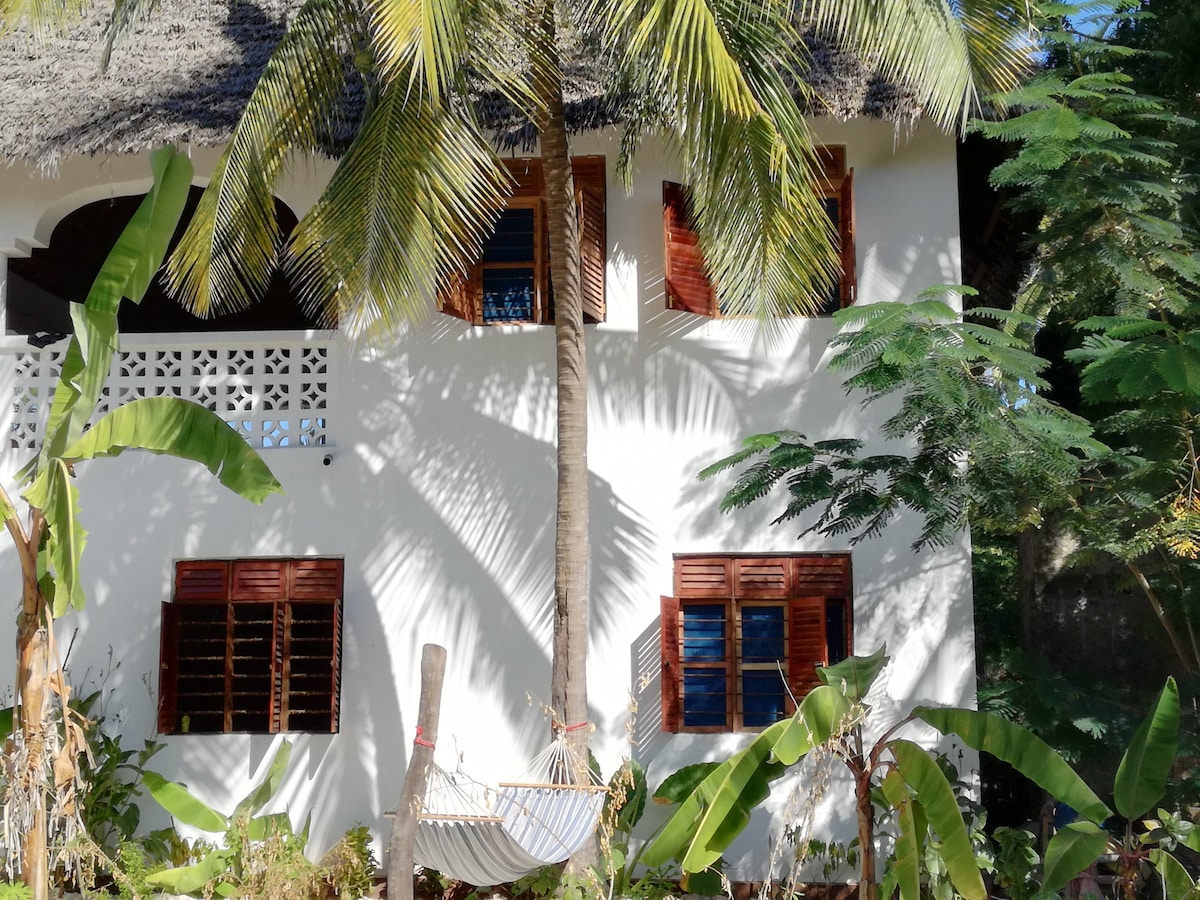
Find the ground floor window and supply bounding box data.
[660,553,851,733]
[158,557,343,734]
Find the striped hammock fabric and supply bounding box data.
[414,733,606,886]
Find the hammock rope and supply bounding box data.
[413,730,606,885]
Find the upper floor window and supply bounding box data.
[663,146,856,317]
[660,553,852,733]
[7,187,322,340]
[158,557,343,735]
[438,156,606,326]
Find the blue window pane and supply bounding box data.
[742,670,786,727]
[682,604,726,661]
[741,606,785,662]
[482,269,535,322]
[482,208,535,263]
[683,667,727,727]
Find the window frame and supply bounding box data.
[663,145,856,317]
[158,557,344,735]
[661,553,853,734]
[438,156,606,326]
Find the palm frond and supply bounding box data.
[801,0,1034,131]
[286,86,509,337]
[166,0,368,318]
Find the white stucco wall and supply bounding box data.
[0,119,975,882]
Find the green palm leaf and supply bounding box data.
[1043,821,1110,894]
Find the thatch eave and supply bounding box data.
[0,0,921,167]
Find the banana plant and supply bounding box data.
[1010,678,1199,900]
[643,647,1107,900]
[0,146,282,899]
[143,739,302,896]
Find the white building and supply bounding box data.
[0,1,976,884]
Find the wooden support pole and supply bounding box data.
[387,643,446,900]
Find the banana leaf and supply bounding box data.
[41,459,87,616]
[41,147,193,465]
[818,646,888,703]
[143,771,228,833]
[915,707,1111,824]
[145,847,234,894]
[1042,820,1109,894]
[881,769,921,900]
[890,739,986,900]
[234,739,292,820]
[49,397,282,504]
[641,718,790,871]
[1114,678,1178,821]
[772,683,852,765]
[1149,848,1198,900]
[654,762,720,804]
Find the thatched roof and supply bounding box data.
[0,0,920,166]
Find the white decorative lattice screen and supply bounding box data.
[8,340,331,451]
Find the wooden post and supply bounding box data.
[388,643,446,900]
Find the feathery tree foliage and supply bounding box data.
[706,3,1200,683]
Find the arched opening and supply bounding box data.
[7,187,325,338]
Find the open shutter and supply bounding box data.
[663,182,717,316]
[158,602,180,734]
[661,596,682,732]
[576,175,606,324]
[437,271,479,323]
[839,168,856,307]
[280,598,342,732]
[788,597,827,703]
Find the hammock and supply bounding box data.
[414,731,607,886]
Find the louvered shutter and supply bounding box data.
[281,597,342,732]
[663,182,717,316]
[791,554,852,597]
[175,560,229,601]
[660,596,682,732]
[576,167,606,324]
[231,559,288,600]
[788,597,827,702]
[733,557,791,598]
[674,555,734,597]
[437,271,479,323]
[158,602,180,734]
[839,169,856,307]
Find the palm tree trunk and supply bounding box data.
[528,0,591,804]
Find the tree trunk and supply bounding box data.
[855,767,876,900]
[528,0,594,870]
[387,644,447,900]
[16,574,49,900]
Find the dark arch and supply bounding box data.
[6,187,325,337]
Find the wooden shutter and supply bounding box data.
[158,602,180,734]
[791,554,852,597]
[839,168,856,307]
[788,597,827,702]
[231,559,288,600]
[663,182,717,316]
[733,557,790,598]
[280,598,342,733]
[660,596,682,732]
[175,560,229,601]
[674,555,734,597]
[292,558,344,598]
[437,270,479,323]
[574,157,606,324]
